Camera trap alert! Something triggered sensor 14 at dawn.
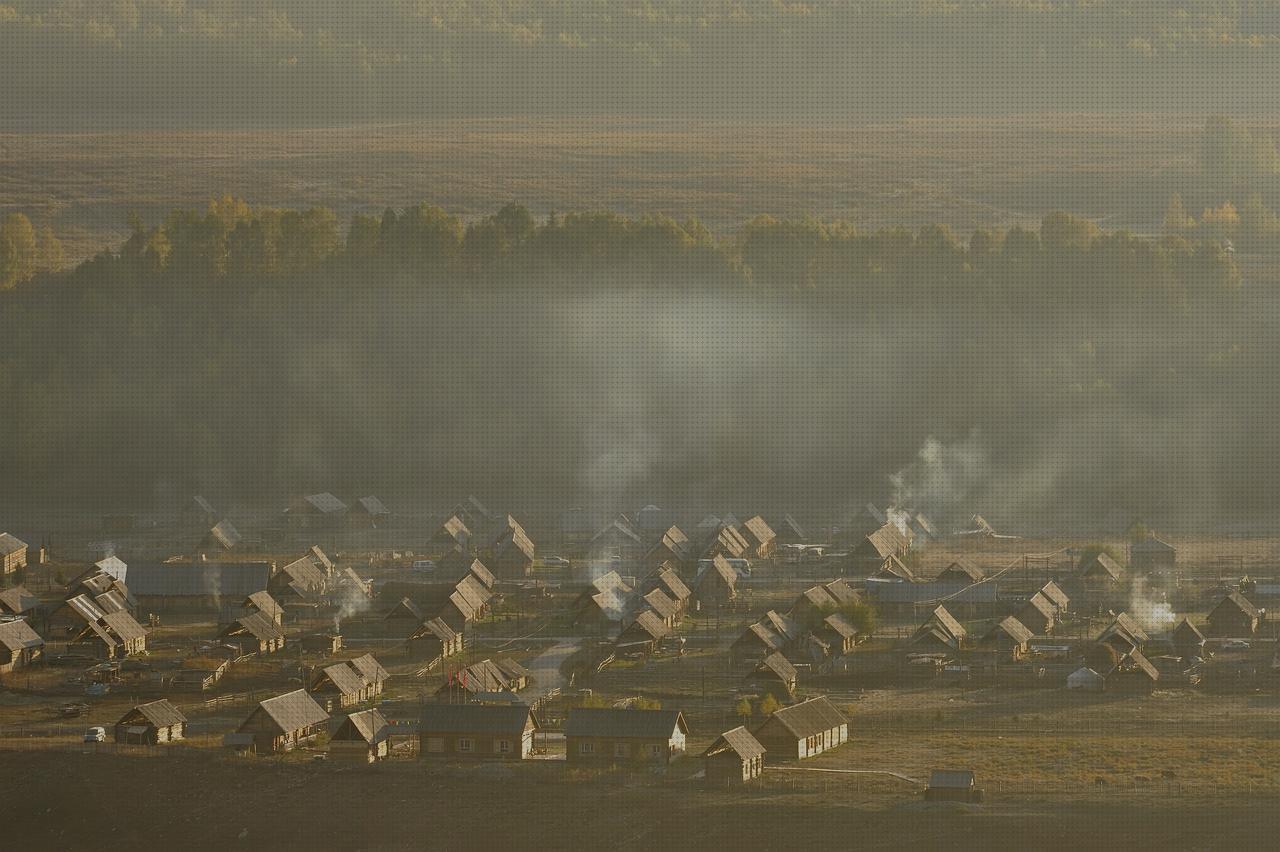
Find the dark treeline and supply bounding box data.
[0,200,1270,530]
[6,1,1280,127]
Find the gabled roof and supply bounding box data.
[642,587,678,621]
[1098,612,1149,647]
[317,662,367,697]
[1079,552,1123,581]
[592,570,631,595]
[0,619,43,653]
[251,689,328,733]
[925,605,966,641]
[446,589,477,621]
[1131,536,1175,553]
[222,611,284,643]
[492,657,532,681]
[309,546,335,573]
[865,523,908,558]
[755,651,797,683]
[420,703,536,735]
[434,515,471,547]
[742,516,777,548]
[763,610,801,642]
[0,586,40,615]
[743,621,785,652]
[764,696,847,739]
[348,653,389,685]
[119,699,186,729]
[208,520,241,550]
[1209,590,1261,621]
[591,518,642,547]
[336,708,389,744]
[564,708,687,739]
[699,555,739,591]
[94,555,128,581]
[936,559,984,583]
[983,616,1034,645]
[245,590,284,620]
[1115,649,1159,681]
[823,612,859,639]
[102,611,147,642]
[929,770,975,789]
[302,493,348,514]
[1020,592,1056,623]
[357,496,391,516]
[823,579,859,607]
[467,559,496,590]
[655,567,691,601]
[386,597,424,621]
[0,533,28,556]
[777,514,807,541]
[1173,617,1205,643]
[65,593,106,624]
[702,726,765,760]
[796,585,838,612]
[410,617,457,644]
[453,575,490,613]
[623,609,669,641]
[1039,580,1070,610]
[278,554,327,592]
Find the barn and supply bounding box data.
[114,699,187,744]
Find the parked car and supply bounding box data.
[542,556,570,568]
[83,726,106,743]
[1222,639,1251,651]
[411,560,437,574]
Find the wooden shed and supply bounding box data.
[979,616,1034,661]
[564,707,688,765]
[925,769,982,803]
[114,700,187,744]
[310,661,368,712]
[330,708,392,763]
[752,695,848,761]
[0,533,29,575]
[702,726,766,787]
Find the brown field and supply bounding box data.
[0,114,1203,262]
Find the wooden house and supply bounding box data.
[437,587,478,633]
[349,653,389,698]
[1206,591,1262,638]
[617,609,668,655]
[790,585,839,628]
[849,524,910,575]
[936,559,984,584]
[351,496,393,529]
[408,617,463,664]
[285,493,349,529]
[979,616,1034,661]
[467,559,497,591]
[419,703,540,760]
[637,587,680,629]
[651,566,691,610]
[330,708,391,763]
[874,554,916,583]
[243,590,284,626]
[430,514,473,552]
[1107,649,1159,692]
[114,700,186,744]
[819,613,859,655]
[1016,591,1058,636]
[823,578,859,609]
[229,689,329,754]
[564,708,688,765]
[0,585,39,618]
[642,525,693,570]
[71,611,147,659]
[1097,612,1149,654]
[269,553,328,606]
[909,605,967,652]
[773,514,807,545]
[492,658,531,692]
[218,612,285,655]
[693,554,738,607]
[752,696,848,761]
[434,658,525,701]
[702,726,766,787]
[589,517,644,559]
[489,525,535,580]
[1078,552,1124,594]
[731,619,787,666]
[384,597,424,629]
[203,519,242,552]
[1172,617,1206,659]
[750,652,798,698]
[0,619,44,673]
[1129,536,1176,574]
[310,661,367,712]
[0,533,29,574]
[741,516,778,559]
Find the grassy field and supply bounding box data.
[0,114,1204,262]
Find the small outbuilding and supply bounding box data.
[702,726,766,787]
[330,708,392,763]
[925,769,982,803]
[114,700,187,744]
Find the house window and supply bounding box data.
[457,738,474,753]
[579,741,595,755]
[648,744,662,757]
[614,742,629,758]
[426,737,444,753]
[496,739,511,754]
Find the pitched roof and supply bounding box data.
[1116,649,1159,681]
[348,653,389,685]
[419,703,536,735]
[764,696,847,739]
[1020,592,1057,623]
[929,770,975,789]
[984,616,1034,645]
[492,657,532,681]
[208,520,241,550]
[0,586,40,614]
[655,567,691,601]
[564,708,687,739]
[251,689,328,733]
[865,523,908,558]
[876,553,916,582]
[309,546,335,573]
[127,561,271,598]
[823,579,859,607]
[701,555,739,590]
[756,651,797,683]
[1039,580,1070,610]
[1173,617,1205,643]
[1098,612,1149,646]
[0,619,43,653]
[778,514,807,541]
[1131,536,1175,553]
[467,559,496,590]
[94,555,128,581]
[120,699,186,729]
[0,533,28,556]
[1079,552,1123,581]
[763,610,801,642]
[702,726,765,760]
[357,496,391,516]
[386,596,424,621]
[302,493,347,514]
[642,587,679,621]
[278,554,327,591]
[591,519,642,547]
[435,515,471,546]
[927,605,966,641]
[245,590,283,619]
[318,662,367,697]
[336,708,390,744]
[1210,590,1261,621]
[742,621,785,652]
[410,617,457,643]
[797,585,838,611]
[223,611,284,643]
[742,516,776,548]
[623,609,669,640]
[823,612,859,639]
[101,611,147,642]
[936,559,985,583]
